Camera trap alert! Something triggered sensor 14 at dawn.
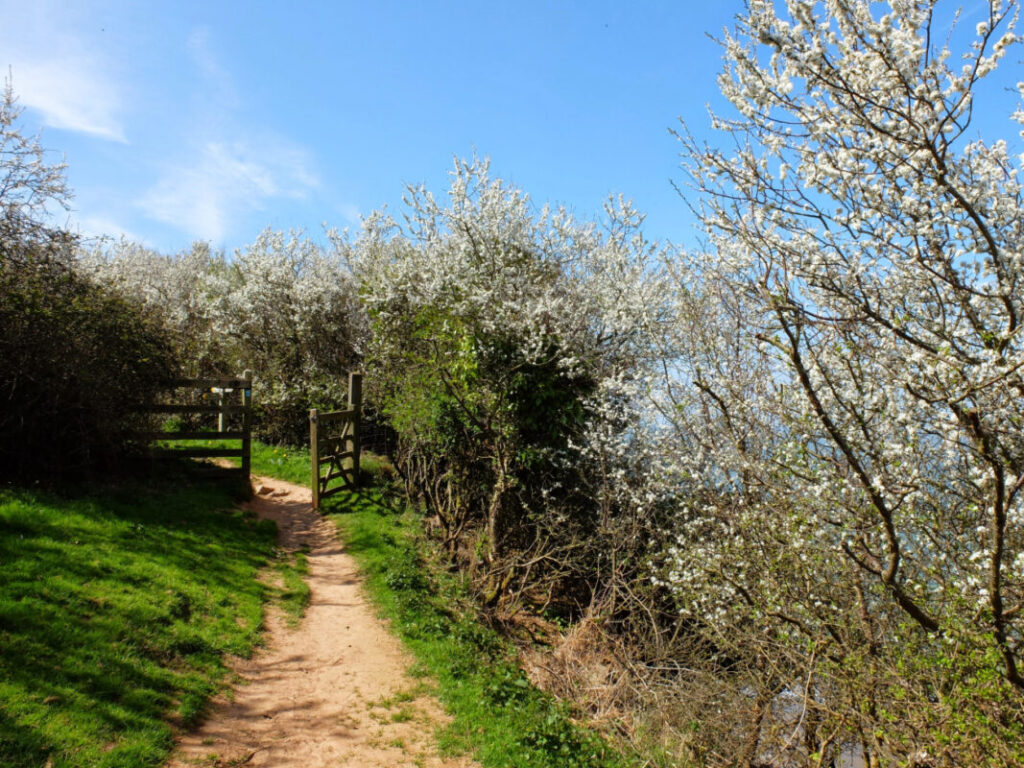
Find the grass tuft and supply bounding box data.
[247,443,312,488]
[170,437,386,493]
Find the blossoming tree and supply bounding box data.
[655,0,1024,763]
[352,156,667,609]
[83,230,364,444]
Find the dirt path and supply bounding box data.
[168,477,478,768]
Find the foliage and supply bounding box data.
[0,250,178,482]
[217,229,364,443]
[629,0,1024,764]
[79,240,233,375]
[0,475,277,768]
[0,81,70,250]
[82,229,365,446]
[19,3,1024,760]
[0,88,177,483]
[324,482,636,768]
[352,156,665,613]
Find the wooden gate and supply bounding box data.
[139,372,252,479]
[309,372,362,509]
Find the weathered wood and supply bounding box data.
[165,377,251,389]
[141,431,246,441]
[151,448,244,459]
[142,404,248,414]
[240,371,252,479]
[319,484,346,500]
[310,409,321,510]
[137,372,252,484]
[349,372,362,487]
[308,371,364,507]
[217,389,227,433]
[322,466,352,484]
[320,450,355,463]
[316,408,357,424]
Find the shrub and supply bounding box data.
[0,84,177,482]
[83,230,365,446]
[353,157,666,613]
[0,244,177,481]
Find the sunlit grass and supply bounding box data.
[171,436,389,493]
[248,442,312,487]
[0,475,277,768]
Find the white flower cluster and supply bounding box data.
[352,156,668,383]
[78,229,365,441]
[71,8,1024,749]
[661,0,1024,701]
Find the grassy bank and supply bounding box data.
[323,485,636,768]
[0,475,278,768]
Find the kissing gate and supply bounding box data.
[309,371,362,509]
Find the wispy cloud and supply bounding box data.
[139,139,321,242]
[2,12,342,248]
[10,58,126,142]
[335,202,363,225]
[136,26,324,243]
[0,2,126,142]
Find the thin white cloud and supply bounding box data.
[10,58,126,143]
[0,1,126,142]
[133,25,322,243]
[336,203,363,225]
[139,139,321,242]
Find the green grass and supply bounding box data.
[0,474,278,768]
[155,437,314,488]
[320,484,637,768]
[247,440,392,490]
[248,442,312,487]
[169,437,390,495]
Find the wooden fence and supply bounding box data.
[310,372,362,509]
[139,373,252,479]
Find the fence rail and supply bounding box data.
[137,372,252,478]
[310,372,362,509]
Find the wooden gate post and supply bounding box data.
[348,371,362,487]
[309,409,321,510]
[241,370,252,479]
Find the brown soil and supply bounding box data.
[167,477,478,768]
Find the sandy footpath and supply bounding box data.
[167,476,478,768]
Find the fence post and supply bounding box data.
[241,370,252,479]
[348,371,362,488]
[309,409,320,510]
[216,389,226,433]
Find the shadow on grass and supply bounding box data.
[0,467,277,768]
[319,480,405,518]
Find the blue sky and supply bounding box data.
[2,1,1020,254]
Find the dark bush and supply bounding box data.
[0,243,177,482]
